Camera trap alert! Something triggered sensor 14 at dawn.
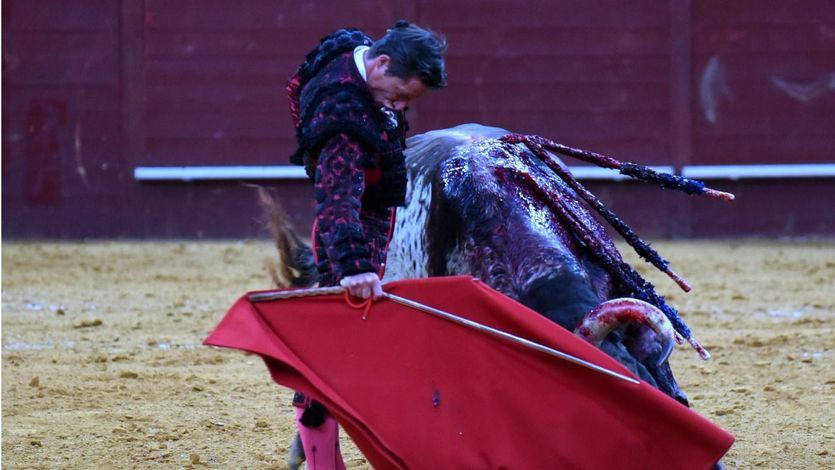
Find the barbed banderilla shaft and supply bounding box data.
[249,286,640,385]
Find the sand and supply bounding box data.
[2,240,833,469]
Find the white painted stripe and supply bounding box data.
[133,165,676,181]
[134,166,308,181]
[134,164,835,182]
[681,164,835,180]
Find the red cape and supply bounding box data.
[205,276,733,469]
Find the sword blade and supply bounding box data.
[248,285,639,385]
[381,292,639,385]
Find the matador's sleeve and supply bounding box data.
[314,132,376,280]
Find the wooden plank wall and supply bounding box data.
[688,1,835,236]
[692,0,835,165]
[3,0,125,236]
[3,1,834,238]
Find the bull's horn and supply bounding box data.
[574,298,676,365]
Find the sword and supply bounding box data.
[248,286,640,385]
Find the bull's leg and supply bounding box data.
[287,432,305,470]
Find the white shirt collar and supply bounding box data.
[353,45,370,81]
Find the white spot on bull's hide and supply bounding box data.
[383,174,431,281]
[771,72,835,103]
[445,247,470,276]
[699,55,733,124]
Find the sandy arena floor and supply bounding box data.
[2,240,833,468]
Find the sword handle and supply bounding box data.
[249,286,345,302]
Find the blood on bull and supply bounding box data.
[262,123,734,466]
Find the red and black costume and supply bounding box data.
[286,29,409,288]
[284,30,412,462]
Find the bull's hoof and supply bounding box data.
[287,432,305,470]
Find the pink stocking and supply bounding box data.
[295,407,346,470]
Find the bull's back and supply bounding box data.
[384,124,602,295]
[383,124,509,281]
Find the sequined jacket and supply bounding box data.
[286,29,409,286]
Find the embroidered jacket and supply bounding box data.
[286,29,409,286]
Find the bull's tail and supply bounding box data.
[256,187,313,469]
[256,186,318,288]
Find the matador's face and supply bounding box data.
[365,54,428,112]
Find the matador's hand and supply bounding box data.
[340,272,384,300]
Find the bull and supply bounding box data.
[262,123,732,467]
